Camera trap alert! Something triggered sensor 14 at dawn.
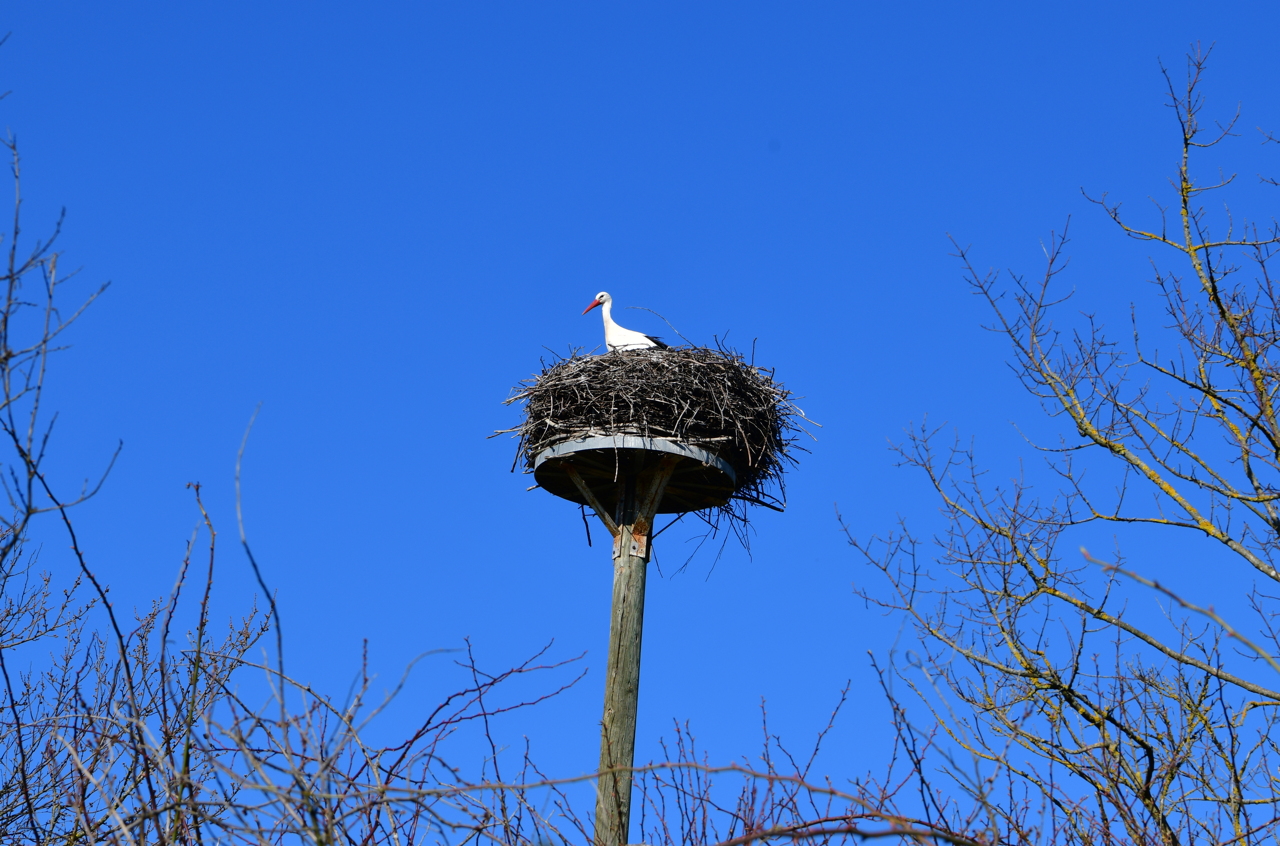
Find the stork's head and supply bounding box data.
[582,291,612,314]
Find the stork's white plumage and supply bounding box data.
[582,291,668,351]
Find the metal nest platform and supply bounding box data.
[534,435,737,515]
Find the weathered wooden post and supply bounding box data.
[503,348,800,846]
[544,441,728,845]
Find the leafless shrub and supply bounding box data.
[0,135,598,845]
[853,46,1280,845]
[631,685,1001,846]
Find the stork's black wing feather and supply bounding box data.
[646,335,669,349]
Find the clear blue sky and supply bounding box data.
[4,1,1279,795]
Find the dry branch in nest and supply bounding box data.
[499,346,807,523]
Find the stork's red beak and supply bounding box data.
[582,299,602,315]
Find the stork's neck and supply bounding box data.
[600,298,616,327]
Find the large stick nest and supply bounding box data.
[502,346,805,514]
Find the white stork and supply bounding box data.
[582,291,668,351]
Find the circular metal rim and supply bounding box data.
[534,435,736,484]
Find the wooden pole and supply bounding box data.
[594,456,676,846]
